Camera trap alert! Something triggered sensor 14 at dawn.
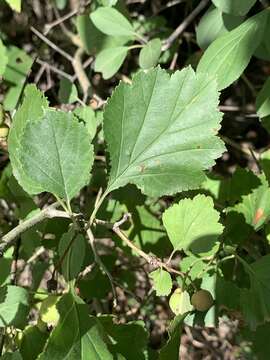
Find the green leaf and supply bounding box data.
[39,293,113,359]
[59,229,86,281]
[73,106,98,140]
[230,176,270,230]
[169,289,193,315]
[55,0,67,10]
[212,0,257,16]
[0,39,8,76]
[163,194,223,255]
[150,269,172,296]
[196,5,243,50]
[4,0,21,12]
[159,314,185,360]
[104,66,224,197]
[95,46,128,79]
[20,325,48,360]
[0,285,29,328]
[12,108,93,202]
[197,9,268,90]
[58,78,78,104]
[139,38,162,69]
[256,77,270,119]
[90,7,135,37]
[240,254,270,330]
[8,85,49,194]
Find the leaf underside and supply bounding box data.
[104,66,225,197]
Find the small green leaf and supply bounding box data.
[58,78,78,104]
[4,0,21,12]
[90,7,135,37]
[14,108,93,202]
[0,39,8,76]
[196,5,243,50]
[150,269,172,296]
[139,38,162,69]
[95,46,128,79]
[169,289,193,315]
[163,194,223,255]
[73,106,98,140]
[256,77,270,119]
[39,295,60,327]
[197,9,268,90]
[212,0,257,16]
[59,229,86,281]
[0,285,29,327]
[104,66,224,197]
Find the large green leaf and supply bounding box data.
[197,9,268,90]
[0,39,8,76]
[163,194,223,255]
[104,67,224,197]
[212,0,257,16]
[39,293,113,359]
[12,107,93,202]
[95,46,128,79]
[8,85,49,194]
[196,5,243,50]
[90,7,135,37]
[0,285,29,328]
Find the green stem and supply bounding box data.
[128,44,144,50]
[89,190,109,226]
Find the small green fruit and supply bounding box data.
[191,289,213,312]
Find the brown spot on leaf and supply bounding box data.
[139,164,146,173]
[197,145,201,149]
[253,208,264,225]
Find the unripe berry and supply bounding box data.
[191,289,213,312]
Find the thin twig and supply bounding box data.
[96,214,185,279]
[162,0,210,51]
[36,58,74,82]
[0,203,70,256]
[31,26,74,63]
[72,48,91,102]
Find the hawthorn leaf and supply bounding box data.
[18,109,93,202]
[104,66,224,197]
[240,254,270,330]
[150,269,172,296]
[58,78,78,104]
[196,5,243,50]
[4,0,21,12]
[95,46,128,79]
[73,105,98,140]
[90,7,135,37]
[8,84,49,194]
[229,176,270,230]
[159,314,185,360]
[256,77,270,119]
[58,229,86,281]
[139,38,162,69]
[163,194,223,255]
[197,9,268,90]
[0,40,8,76]
[169,289,193,315]
[0,285,29,327]
[39,293,113,359]
[212,0,257,16]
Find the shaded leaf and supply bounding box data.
[163,194,223,255]
[58,78,78,104]
[104,66,224,197]
[20,325,48,360]
[197,9,268,90]
[73,105,98,140]
[0,285,29,328]
[212,0,257,16]
[139,38,162,69]
[95,46,128,79]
